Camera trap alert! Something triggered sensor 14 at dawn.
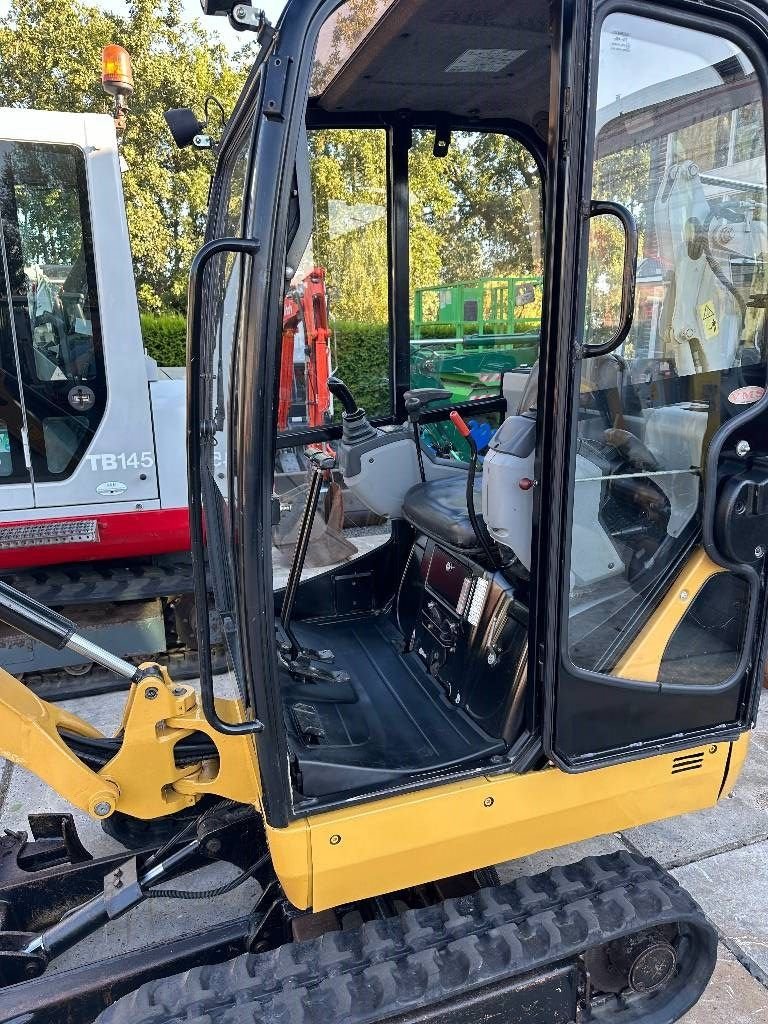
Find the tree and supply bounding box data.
[0,0,250,311]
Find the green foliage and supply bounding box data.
[303,125,544,340]
[331,320,390,417]
[0,0,250,312]
[309,130,390,323]
[140,311,186,365]
[417,321,530,340]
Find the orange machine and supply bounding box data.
[279,267,332,430]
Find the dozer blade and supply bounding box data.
[94,851,717,1024]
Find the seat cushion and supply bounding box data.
[402,475,484,551]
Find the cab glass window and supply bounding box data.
[567,15,767,686]
[409,130,542,455]
[280,127,391,433]
[274,126,392,591]
[207,130,250,500]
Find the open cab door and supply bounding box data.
[538,1,768,770]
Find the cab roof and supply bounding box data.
[311,0,551,139]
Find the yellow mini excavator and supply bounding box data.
[0,0,767,1021]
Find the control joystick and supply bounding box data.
[328,375,377,444]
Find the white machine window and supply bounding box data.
[10,147,100,382]
[0,141,106,482]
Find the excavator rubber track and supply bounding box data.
[0,558,227,699]
[96,850,717,1024]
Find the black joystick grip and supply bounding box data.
[403,388,452,418]
[327,376,358,416]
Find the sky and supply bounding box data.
[0,0,288,52]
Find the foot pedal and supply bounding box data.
[292,702,326,744]
[284,653,350,685]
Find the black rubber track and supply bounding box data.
[0,558,195,607]
[95,851,717,1024]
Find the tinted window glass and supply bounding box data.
[567,15,766,685]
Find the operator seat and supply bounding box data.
[402,475,485,554]
[399,387,487,555]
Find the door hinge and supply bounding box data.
[20,427,32,472]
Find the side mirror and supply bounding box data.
[582,200,638,358]
[164,108,208,149]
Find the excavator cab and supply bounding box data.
[191,0,768,821]
[2,0,768,1020]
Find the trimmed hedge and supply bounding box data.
[140,315,391,415]
[417,320,539,340]
[332,320,390,418]
[140,313,187,367]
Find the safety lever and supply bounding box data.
[277,448,350,685]
[0,581,141,682]
[450,411,501,569]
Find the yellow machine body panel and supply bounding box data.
[267,737,746,911]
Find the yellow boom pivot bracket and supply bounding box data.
[0,663,260,821]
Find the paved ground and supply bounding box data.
[2,683,768,1019]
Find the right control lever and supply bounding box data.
[450,411,501,569]
[403,388,451,481]
[327,375,358,415]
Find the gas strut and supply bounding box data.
[22,840,200,963]
[0,581,141,682]
[276,447,350,685]
[18,805,271,977]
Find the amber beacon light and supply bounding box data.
[101,44,134,127]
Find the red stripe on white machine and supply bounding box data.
[0,508,190,571]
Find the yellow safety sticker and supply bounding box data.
[699,300,719,338]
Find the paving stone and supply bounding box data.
[496,834,630,882]
[621,794,768,869]
[734,715,768,817]
[673,839,768,979]
[681,947,768,1023]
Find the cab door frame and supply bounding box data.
[534,0,768,772]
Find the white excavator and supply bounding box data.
[0,47,191,693]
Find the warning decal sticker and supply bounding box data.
[699,300,719,338]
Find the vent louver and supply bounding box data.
[671,751,705,775]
